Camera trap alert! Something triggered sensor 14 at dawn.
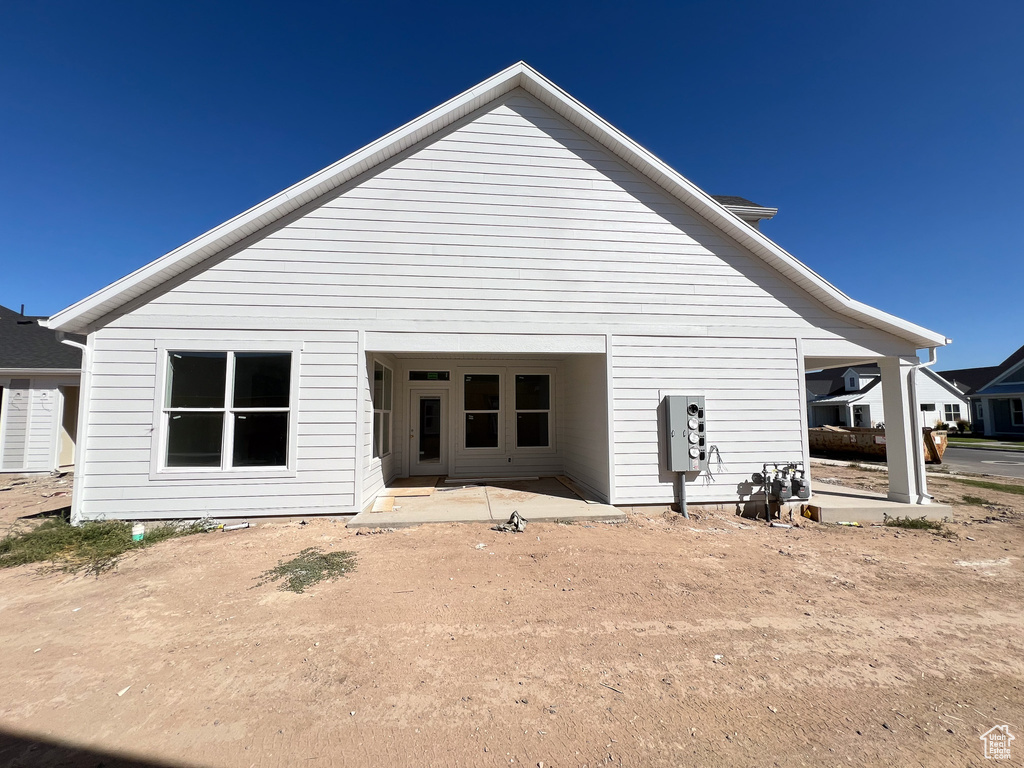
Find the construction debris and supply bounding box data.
[492,511,528,533]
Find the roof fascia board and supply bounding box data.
[46,61,948,348]
[923,367,973,400]
[513,64,946,348]
[46,63,529,333]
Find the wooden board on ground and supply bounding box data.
[371,495,395,513]
[380,476,440,498]
[556,475,600,504]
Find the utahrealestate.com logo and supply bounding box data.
[981,725,1015,760]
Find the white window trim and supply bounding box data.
[513,369,556,453]
[1012,398,1024,427]
[943,403,961,422]
[372,359,393,459]
[150,342,301,481]
[459,368,504,453]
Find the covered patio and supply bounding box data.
[804,350,939,506]
[348,475,624,528]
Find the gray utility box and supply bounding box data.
[666,395,708,472]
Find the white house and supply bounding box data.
[807,364,970,429]
[0,305,81,473]
[45,63,949,522]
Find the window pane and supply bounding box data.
[373,363,384,409]
[233,412,288,467]
[168,352,226,408]
[516,375,550,410]
[381,412,391,455]
[233,353,290,408]
[372,412,381,458]
[383,366,393,411]
[517,412,549,447]
[465,374,500,410]
[465,412,499,448]
[167,412,223,467]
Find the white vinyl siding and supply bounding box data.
[75,89,927,517]
[1,380,30,470]
[77,329,359,519]
[611,336,804,505]
[117,92,891,349]
[559,354,610,500]
[0,377,75,473]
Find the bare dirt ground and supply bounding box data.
[1,466,1022,768]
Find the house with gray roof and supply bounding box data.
[940,344,1024,436]
[0,305,82,472]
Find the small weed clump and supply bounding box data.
[962,495,993,507]
[0,516,208,575]
[884,515,953,538]
[255,547,357,593]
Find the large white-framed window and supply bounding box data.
[161,350,293,472]
[463,372,501,450]
[372,360,393,458]
[515,373,551,448]
[1012,398,1024,427]
[943,403,961,423]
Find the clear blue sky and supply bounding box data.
[2,1,1021,369]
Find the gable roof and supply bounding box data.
[0,305,82,371]
[45,62,948,348]
[806,365,880,398]
[807,363,968,402]
[938,343,1024,395]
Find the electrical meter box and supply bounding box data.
[666,395,707,472]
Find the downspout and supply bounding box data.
[58,335,90,525]
[908,347,938,504]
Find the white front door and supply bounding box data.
[409,389,448,476]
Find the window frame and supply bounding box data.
[461,370,503,451]
[1012,398,1024,427]
[372,359,393,459]
[514,372,553,450]
[151,342,300,481]
[943,403,961,423]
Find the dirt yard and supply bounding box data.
[1,466,1022,767]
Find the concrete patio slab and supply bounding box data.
[348,476,625,528]
[802,484,951,524]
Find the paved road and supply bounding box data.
[940,446,1024,479]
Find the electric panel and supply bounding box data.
[666,395,707,472]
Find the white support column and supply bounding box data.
[879,356,920,504]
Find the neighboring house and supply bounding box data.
[807,364,971,429]
[45,62,949,522]
[0,305,82,473]
[940,344,1024,436]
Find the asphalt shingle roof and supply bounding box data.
[938,343,1024,395]
[0,305,82,369]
